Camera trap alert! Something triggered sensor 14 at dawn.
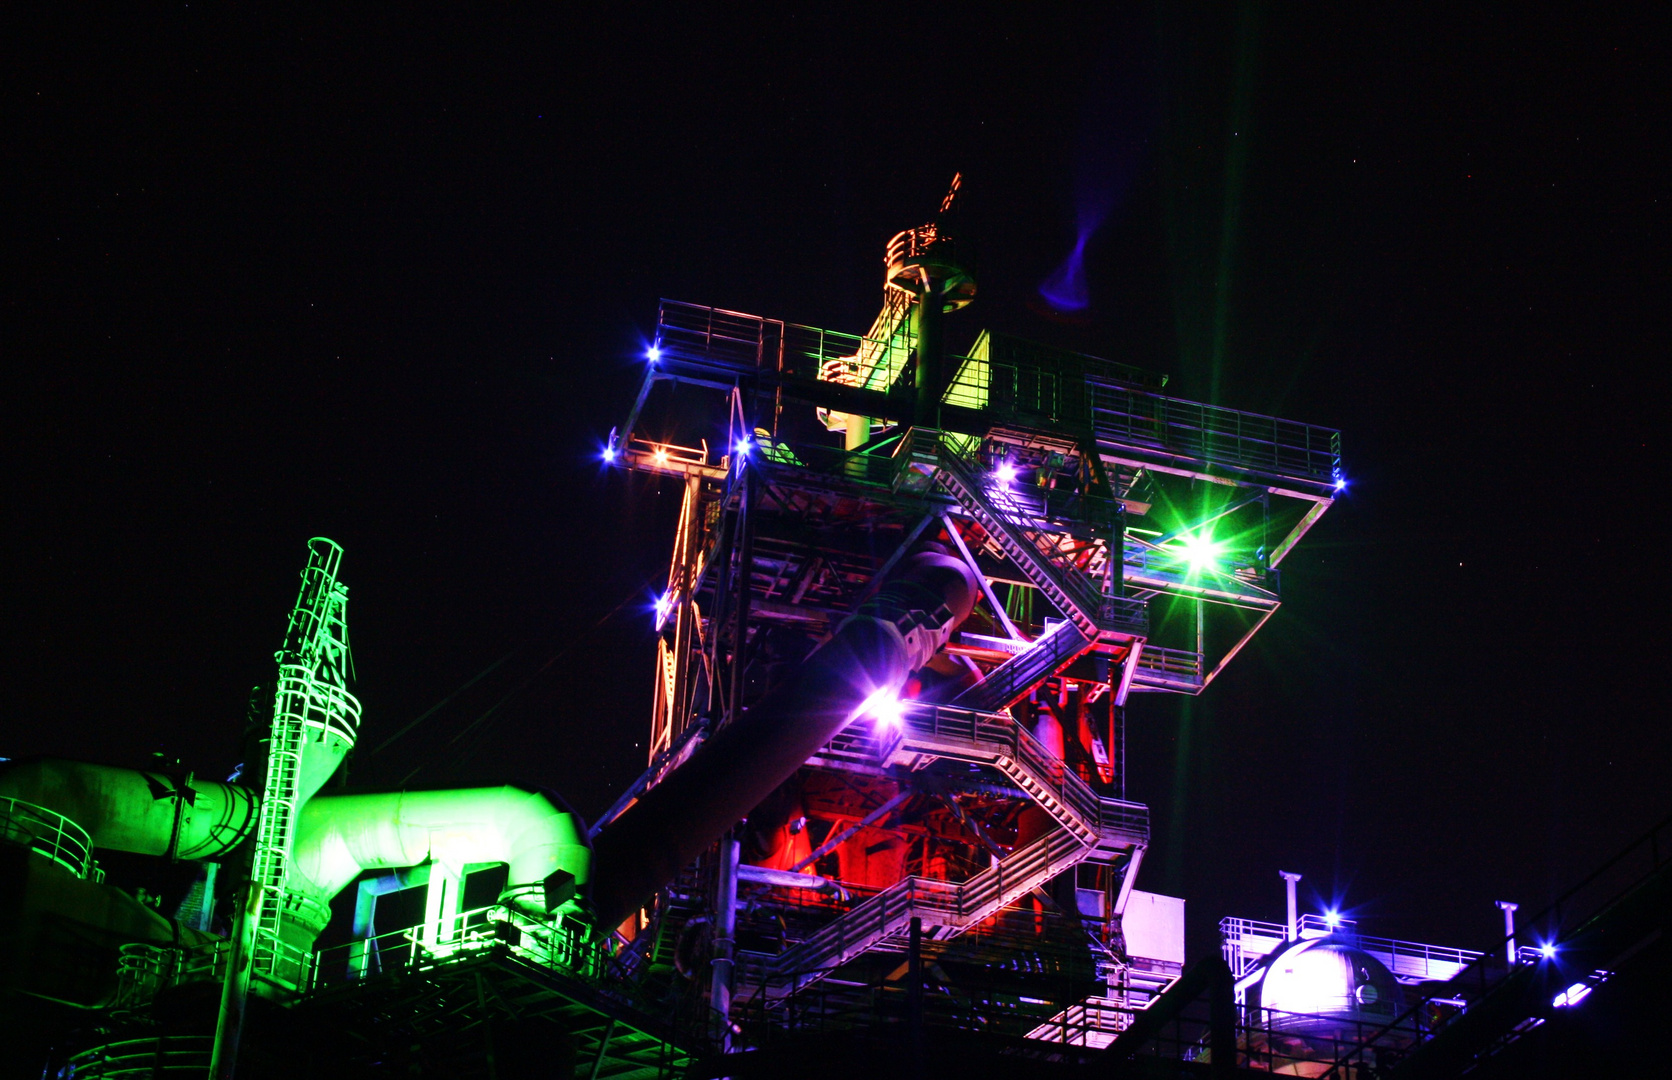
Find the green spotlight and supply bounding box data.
[1178,531,1224,573]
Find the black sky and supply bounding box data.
[6,5,1667,963]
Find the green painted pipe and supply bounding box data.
[0,758,257,860]
[287,786,589,936]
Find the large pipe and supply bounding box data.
[0,758,257,860]
[589,550,979,930]
[285,785,590,945]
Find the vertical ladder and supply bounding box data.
[250,664,312,961]
[248,539,351,975]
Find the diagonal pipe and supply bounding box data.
[588,550,979,932]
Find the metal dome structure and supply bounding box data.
[1254,936,1404,1039]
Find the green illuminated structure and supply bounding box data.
[0,540,627,1079]
[212,538,360,1073]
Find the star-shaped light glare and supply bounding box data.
[1178,531,1225,573]
[857,687,906,731]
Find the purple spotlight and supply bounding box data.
[995,461,1018,486]
[734,438,751,460]
[857,687,905,731]
[603,445,617,463]
[647,345,662,363]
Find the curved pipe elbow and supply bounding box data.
[290,785,590,916]
[0,757,256,860]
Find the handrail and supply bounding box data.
[752,699,1149,999]
[312,902,606,990]
[115,932,315,1009]
[64,1036,212,1078]
[0,795,100,881]
[1135,644,1203,682]
[1090,378,1341,483]
[1218,916,1484,983]
[900,704,1091,840]
[655,300,1341,490]
[764,827,1089,996]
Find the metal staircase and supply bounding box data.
[950,619,1091,712]
[885,705,1146,851]
[745,704,1149,999]
[747,827,1091,998]
[934,445,1145,641]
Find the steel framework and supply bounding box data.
[603,189,1342,1061]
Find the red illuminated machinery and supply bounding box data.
[596,179,1342,1055]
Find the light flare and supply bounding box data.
[1178,531,1225,573]
[856,687,906,732]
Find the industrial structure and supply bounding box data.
[2,182,1665,1078]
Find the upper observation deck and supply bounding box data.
[642,299,1341,496]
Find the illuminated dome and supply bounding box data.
[1255,937,1403,1037]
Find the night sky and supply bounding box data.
[7,7,1667,964]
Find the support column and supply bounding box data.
[727,467,756,727]
[1496,900,1519,965]
[711,833,741,1048]
[1280,871,1302,941]
[666,475,702,753]
[210,876,257,1080]
[914,279,945,428]
[422,861,464,957]
[845,412,870,452]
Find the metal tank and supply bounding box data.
[1254,936,1404,1039]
